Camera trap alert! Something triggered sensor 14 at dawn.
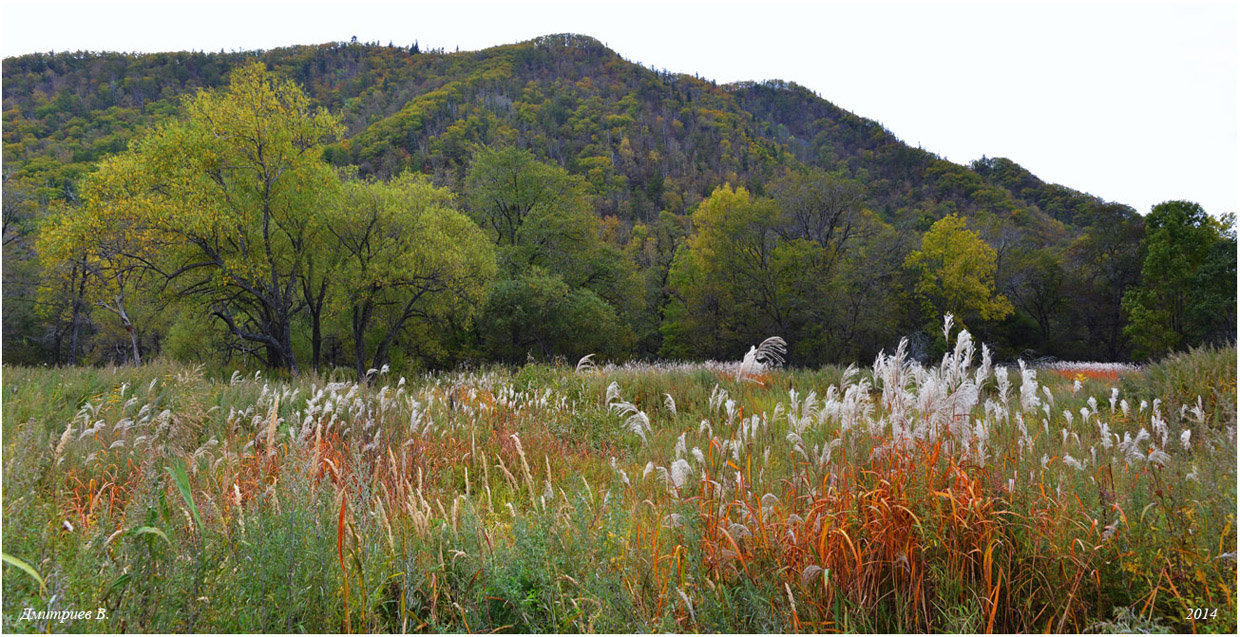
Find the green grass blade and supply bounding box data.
[2,551,47,597]
[132,525,173,546]
[164,460,202,530]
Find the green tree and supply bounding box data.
[1061,203,1145,360]
[77,62,343,372]
[769,168,865,270]
[662,185,792,359]
[904,214,1013,329]
[479,270,627,361]
[30,205,93,365]
[36,195,154,365]
[465,147,591,252]
[663,181,902,364]
[1004,247,1065,348]
[5,170,79,364]
[466,146,639,360]
[329,174,496,380]
[817,210,908,362]
[1122,201,1236,357]
[625,210,691,355]
[768,170,894,361]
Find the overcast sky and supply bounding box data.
[2,0,1236,216]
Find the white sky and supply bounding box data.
[2,0,1236,216]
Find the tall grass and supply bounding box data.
[2,332,1235,632]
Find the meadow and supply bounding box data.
[2,321,1236,633]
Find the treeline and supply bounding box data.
[3,42,1236,372]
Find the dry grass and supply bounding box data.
[2,337,1235,632]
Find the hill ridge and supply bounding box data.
[10,33,1217,369]
[3,33,1114,230]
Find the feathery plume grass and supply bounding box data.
[2,323,1231,633]
[264,395,280,458]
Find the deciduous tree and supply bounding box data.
[466,146,639,360]
[904,214,1013,330]
[79,62,344,372]
[1123,201,1236,356]
[330,174,496,380]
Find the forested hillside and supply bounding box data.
[3,34,1234,372]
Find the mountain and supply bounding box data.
[9,34,1212,368]
[4,35,1111,231]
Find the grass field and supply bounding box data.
[2,326,1236,633]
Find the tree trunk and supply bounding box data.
[279,320,299,375]
[127,324,141,365]
[52,329,64,366]
[214,305,298,374]
[352,301,373,382]
[311,316,322,372]
[304,277,328,372]
[110,294,141,365]
[69,303,82,364]
[369,293,429,375]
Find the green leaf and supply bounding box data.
[2,551,47,597]
[132,525,172,546]
[164,460,202,530]
[106,572,133,595]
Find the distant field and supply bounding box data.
[2,334,1236,633]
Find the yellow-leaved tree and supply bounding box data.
[36,181,158,365]
[904,214,1013,331]
[76,61,343,372]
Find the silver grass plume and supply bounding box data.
[754,336,787,367]
[670,458,693,490]
[736,336,788,381]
